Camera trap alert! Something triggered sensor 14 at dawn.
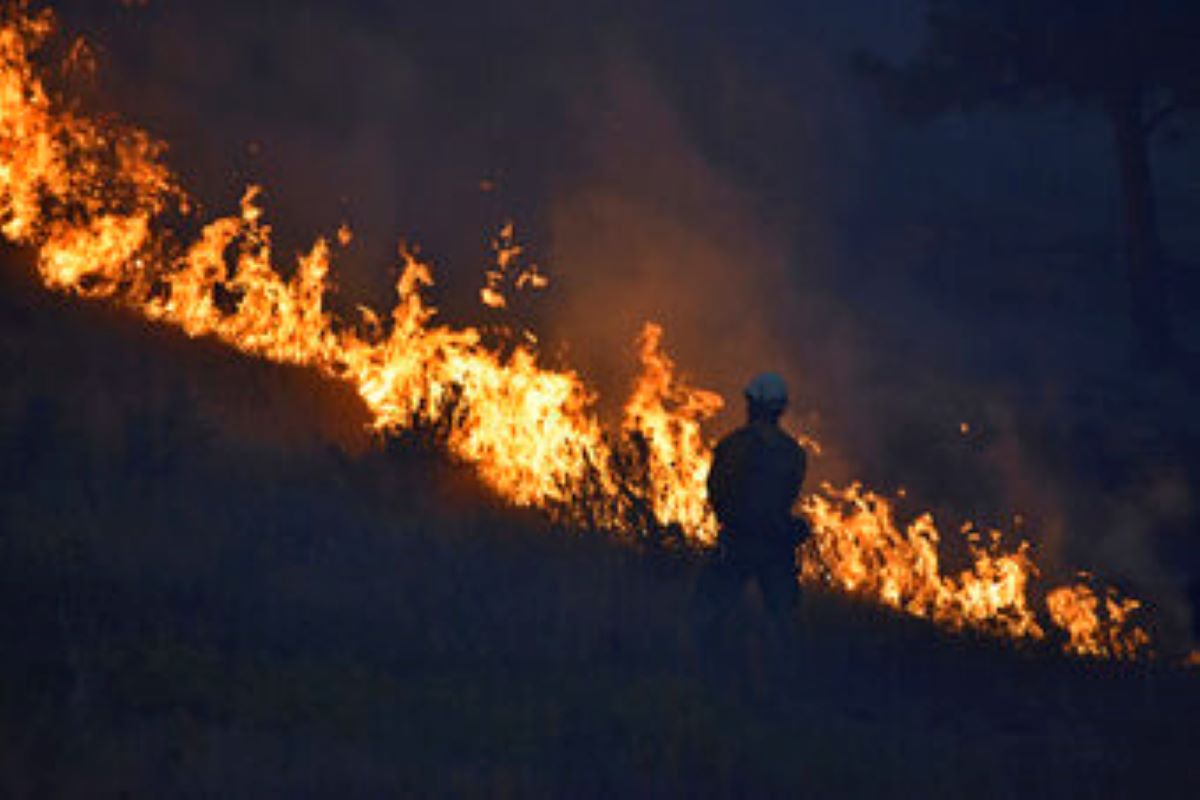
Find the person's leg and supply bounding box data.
[755,553,801,661]
[725,554,792,701]
[690,550,748,677]
[695,553,746,621]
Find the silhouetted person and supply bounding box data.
[700,372,808,624]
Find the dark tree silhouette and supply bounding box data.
[857,0,1200,364]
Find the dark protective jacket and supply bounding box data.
[707,421,807,553]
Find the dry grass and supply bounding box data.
[2,255,1198,797]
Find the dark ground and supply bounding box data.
[2,250,1199,798]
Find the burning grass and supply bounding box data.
[1,292,1197,795]
[0,1,1169,660]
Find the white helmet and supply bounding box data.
[744,372,788,412]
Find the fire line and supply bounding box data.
[0,2,1164,661]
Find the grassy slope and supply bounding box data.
[1,252,1198,798]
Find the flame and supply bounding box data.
[622,323,723,542]
[0,3,1162,661]
[802,485,1045,640]
[480,221,547,309]
[1046,583,1152,660]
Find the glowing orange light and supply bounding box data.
[0,3,1156,661]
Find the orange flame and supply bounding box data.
[1046,582,1152,660]
[802,484,1045,640]
[480,221,546,309]
[0,3,1160,661]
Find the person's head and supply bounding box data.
[743,372,788,424]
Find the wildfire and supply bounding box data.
[1046,582,1152,660]
[0,3,1161,661]
[802,485,1045,641]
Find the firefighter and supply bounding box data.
[701,372,808,620]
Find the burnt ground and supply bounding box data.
[2,252,1199,798]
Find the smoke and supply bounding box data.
[57,0,525,308]
[1097,474,1196,650]
[35,0,1200,640]
[545,56,799,412]
[58,1,871,452]
[29,3,1050,481]
[538,50,881,494]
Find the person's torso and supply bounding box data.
[713,423,802,543]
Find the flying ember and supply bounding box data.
[0,2,1162,661]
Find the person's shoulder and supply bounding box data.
[713,425,754,456]
[716,424,749,443]
[765,425,806,458]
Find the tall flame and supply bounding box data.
[0,3,1161,661]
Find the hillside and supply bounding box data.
[2,251,1199,797]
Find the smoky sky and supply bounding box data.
[45,0,1200,641]
[52,0,907,399]
[46,0,1198,429]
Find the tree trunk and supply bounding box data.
[1107,86,1174,365]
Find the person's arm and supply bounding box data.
[790,442,811,545]
[788,441,807,506]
